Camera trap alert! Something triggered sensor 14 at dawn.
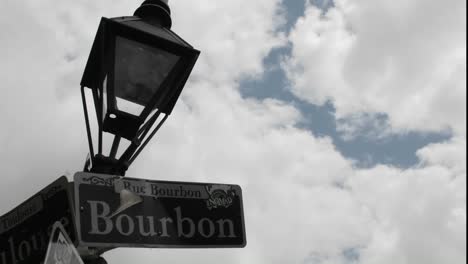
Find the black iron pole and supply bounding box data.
[80,2,174,262]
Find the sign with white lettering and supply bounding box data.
[74,172,246,248]
[0,177,76,264]
[44,222,83,264]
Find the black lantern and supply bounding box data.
[80,0,200,176]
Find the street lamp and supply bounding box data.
[80,0,200,176]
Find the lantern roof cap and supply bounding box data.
[134,0,172,28]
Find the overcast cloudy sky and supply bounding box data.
[0,0,466,263]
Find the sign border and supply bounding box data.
[74,172,247,249]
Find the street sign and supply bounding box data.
[74,172,246,248]
[44,222,84,264]
[0,176,76,264]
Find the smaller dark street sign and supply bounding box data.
[74,172,246,248]
[0,177,76,264]
[44,222,83,264]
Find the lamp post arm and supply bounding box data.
[128,113,169,165]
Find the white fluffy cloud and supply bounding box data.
[0,1,465,264]
[350,155,466,263]
[284,0,466,136]
[281,1,466,263]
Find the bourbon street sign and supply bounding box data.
[74,172,246,248]
[0,177,76,264]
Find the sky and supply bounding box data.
[0,0,465,263]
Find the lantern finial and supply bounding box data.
[134,0,172,28]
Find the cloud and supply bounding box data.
[281,1,466,262]
[171,0,286,84]
[283,0,466,136]
[349,158,466,263]
[417,137,466,174]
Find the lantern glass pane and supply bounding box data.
[114,36,180,114]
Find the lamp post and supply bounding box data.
[80,0,200,176]
[79,1,199,262]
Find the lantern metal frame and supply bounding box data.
[80,14,199,176]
